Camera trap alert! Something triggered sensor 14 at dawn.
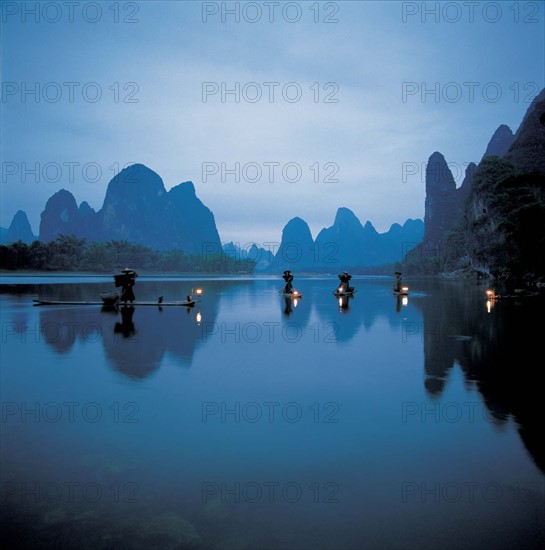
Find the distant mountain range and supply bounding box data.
[222,213,424,272]
[269,211,423,272]
[5,82,543,278]
[2,163,424,270]
[3,85,543,276]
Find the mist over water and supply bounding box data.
[1,276,544,549]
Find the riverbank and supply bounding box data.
[439,267,545,288]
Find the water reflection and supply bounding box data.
[395,294,409,312]
[313,278,410,342]
[414,281,545,474]
[282,296,294,316]
[276,287,310,328]
[338,295,352,311]
[114,306,137,338]
[25,281,223,380]
[282,295,304,316]
[3,279,545,463]
[1,276,544,547]
[36,303,214,379]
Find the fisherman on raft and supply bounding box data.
[282,270,294,294]
[114,268,138,303]
[338,271,354,293]
[393,271,403,293]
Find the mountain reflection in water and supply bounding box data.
[0,276,543,549]
[415,280,545,474]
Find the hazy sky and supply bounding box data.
[1,0,544,245]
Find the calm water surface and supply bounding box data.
[1,276,544,549]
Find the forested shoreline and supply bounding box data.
[0,235,255,273]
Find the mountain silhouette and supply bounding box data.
[39,164,221,255]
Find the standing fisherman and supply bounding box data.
[114,268,138,303]
[282,270,294,294]
[394,272,403,293]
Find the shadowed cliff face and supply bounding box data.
[39,189,80,243]
[481,124,515,161]
[459,88,545,275]
[423,152,462,249]
[407,88,545,278]
[413,153,474,269]
[505,88,545,175]
[38,164,221,255]
[99,164,167,247]
[163,181,221,255]
[446,152,545,278]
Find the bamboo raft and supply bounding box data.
[33,299,199,307]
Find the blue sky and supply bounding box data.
[1,0,544,244]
